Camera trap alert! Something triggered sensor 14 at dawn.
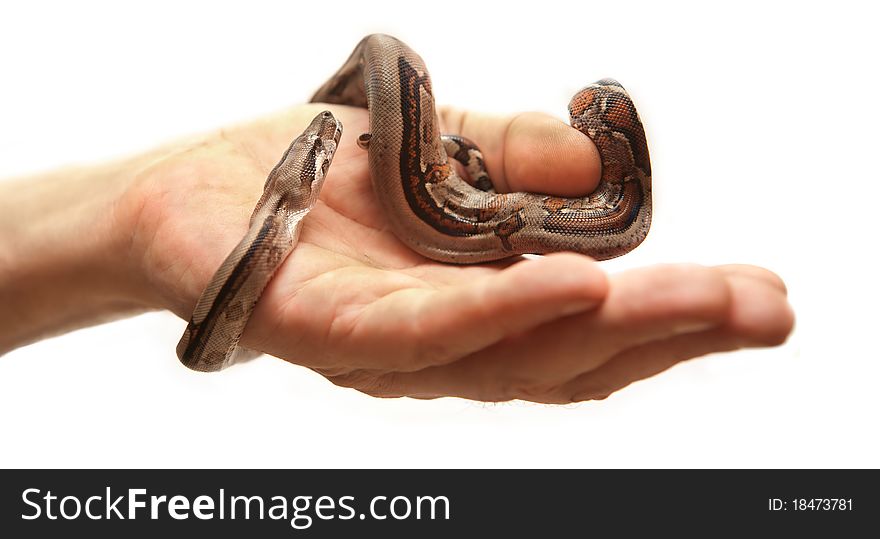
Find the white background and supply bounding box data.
[1,1,877,468]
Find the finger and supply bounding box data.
[714,273,795,345]
[529,263,733,379]
[557,328,744,404]
[439,107,601,196]
[715,264,788,294]
[362,264,735,401]
[559,272,795,403]
[349,253,608,372]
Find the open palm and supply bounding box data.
[128,103,793,403]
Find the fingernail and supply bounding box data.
[559,299,601,316]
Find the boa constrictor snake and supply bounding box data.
[177,34,652,372]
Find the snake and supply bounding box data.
[176,112,341,371]
[177,33,651,372]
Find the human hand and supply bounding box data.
[123,103,793,403]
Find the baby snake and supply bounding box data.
[177,34,652,372]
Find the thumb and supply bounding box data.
[439,107,601,196]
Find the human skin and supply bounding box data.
[0,103,794,403]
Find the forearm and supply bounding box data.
[0,106,323,357]
[0,157,155,353]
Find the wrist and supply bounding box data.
[120,133,262,320]
[0,160,153,353]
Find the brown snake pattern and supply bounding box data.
[312,34,651,262]
[177,34,652,371]
[177,113,341,371]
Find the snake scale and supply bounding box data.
[177,34,652,372]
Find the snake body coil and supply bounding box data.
[312,34,651,263]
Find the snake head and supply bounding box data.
[311,109,344,150]
[257,110,343,217]
[285,111,342,208]
[304,111,342,203]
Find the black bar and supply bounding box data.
[0,470,875,536]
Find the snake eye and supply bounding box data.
[313,138,324,151]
